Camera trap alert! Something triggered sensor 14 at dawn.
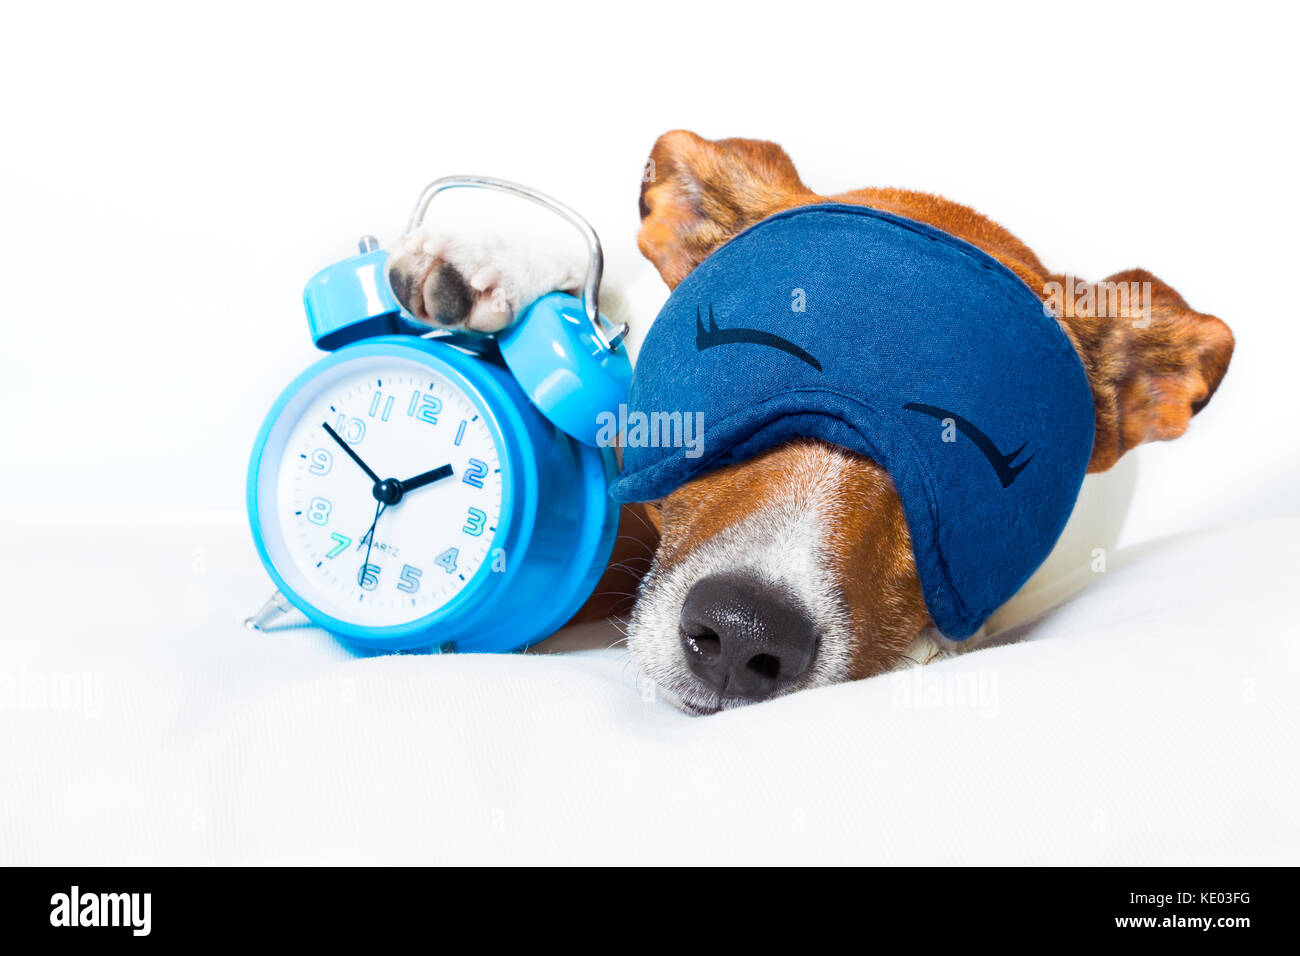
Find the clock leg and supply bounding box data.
[243,590,294,632]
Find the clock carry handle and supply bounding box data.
[407,175,628,352]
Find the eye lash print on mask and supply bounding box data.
[902,402,1034,488]
[695,304,823,372]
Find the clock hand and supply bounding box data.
[322,421,381,486]
[352,463,453,593]
[358,498,385,585]
[366,465,455,508]
[397,464,454,494]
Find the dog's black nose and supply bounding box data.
[679,571,817,702]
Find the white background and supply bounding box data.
[2,0,1298,870]
[1,0,1296,545]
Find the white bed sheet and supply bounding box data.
[1,513,1296,865]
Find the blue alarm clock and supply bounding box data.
[245,176,632,653]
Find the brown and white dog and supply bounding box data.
[388,130,1234,714]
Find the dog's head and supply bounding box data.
[627,130,1235,715]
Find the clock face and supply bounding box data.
[255,352,509,629]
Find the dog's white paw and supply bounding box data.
[386,229,585,333]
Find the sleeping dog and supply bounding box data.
[388,130,1234,714]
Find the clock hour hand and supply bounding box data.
[366,464,452,508]
[322,421,381,485]
[398,464,454,494]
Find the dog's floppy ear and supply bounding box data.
[1063,269,1234,472]
[638,130,814,289]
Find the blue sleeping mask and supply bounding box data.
[610,203,1095,638]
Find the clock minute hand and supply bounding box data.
[358,498,385,589]
[322,421,381,485]
[398,464,454,494]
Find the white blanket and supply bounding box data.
[1,512,1296,864]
